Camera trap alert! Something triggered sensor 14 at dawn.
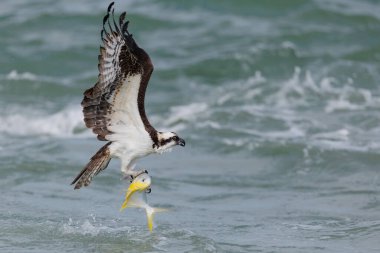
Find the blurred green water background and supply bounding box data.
[1,0,380,252]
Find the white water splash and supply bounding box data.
[0,105,89,138]
[265,67,380,112]
[169,103,208,124]
[179,67,380,153]
[61,218,132,236]
[6,70,37,81]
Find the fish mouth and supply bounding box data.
[178,138,186,147]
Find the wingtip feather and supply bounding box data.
[107,2,115,13]
[103,13,109,26]
[119,12,126,27]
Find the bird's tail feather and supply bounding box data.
[71,142,112,189]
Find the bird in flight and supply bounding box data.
[71,2,185,189]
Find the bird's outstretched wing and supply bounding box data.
[82,2,156,142]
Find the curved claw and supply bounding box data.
[135,169,148,177]
[145,187,151,194]
[122,169,149,183]
[121,174,134,182]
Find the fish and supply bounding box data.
[120,173,167,231]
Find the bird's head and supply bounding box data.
[154,132,185,153]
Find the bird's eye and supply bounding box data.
[142,179,145,182]
[173,136,179,141]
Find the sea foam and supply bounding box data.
[0,105,89,138]
[6,70,37,81]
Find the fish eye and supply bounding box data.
[142,179,145,182]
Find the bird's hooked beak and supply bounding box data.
[178,138,185,147]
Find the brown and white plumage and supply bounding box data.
[72,2,185,190]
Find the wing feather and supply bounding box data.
[82,2,155,141]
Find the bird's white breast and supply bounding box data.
[106,74,154,168]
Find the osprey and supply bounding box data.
[71,2,185,189]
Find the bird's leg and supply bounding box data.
[122,167,149,181]
[121,166,151,193]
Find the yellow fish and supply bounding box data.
[120,173,166,231]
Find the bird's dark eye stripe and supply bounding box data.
[159,138,172,146]
[173,136,179,141]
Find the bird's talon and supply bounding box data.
[122,174,133,181]
[123,169,149,183]
[146,187,151,194]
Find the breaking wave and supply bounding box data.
[155,67,380,154]
[1,67,379,154]
[5,70,37,81]
[0,105,89,138]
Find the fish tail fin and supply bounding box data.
[119,200,127,211]
[146,207,168,232]
[71,142,112,189]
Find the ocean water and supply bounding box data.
[1,0,380,252]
